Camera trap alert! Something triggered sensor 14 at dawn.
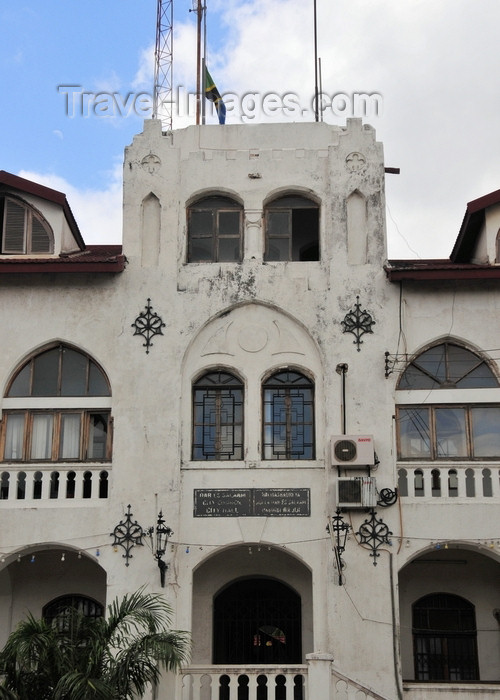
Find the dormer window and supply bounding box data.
[1,195,53,254]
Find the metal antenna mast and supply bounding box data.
[153,0,174,132]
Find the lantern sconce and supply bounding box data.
[149,511,173,587]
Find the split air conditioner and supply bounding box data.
[330,435,375,467]
[337,476,377,509]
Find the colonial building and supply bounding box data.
[0,119,499,699]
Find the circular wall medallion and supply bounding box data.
[238,326,268,352]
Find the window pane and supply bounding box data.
[471,406,500,456]
[218,211,240,236]
[266,238,290,261]
[399,364,439,390]
[267,211,289,237]
[30,414,54,459]
[218,237,240,262]
[414,345,446,383]
[190,210,213,235]
[4,414,25,460]
[435,408,467,458]
[8,363,31,396]
[60,414,81,459]
[190,237,213,261]
[32,349,59,396]
[88,413,108,459]
[61,348,87,396]
[457,364,498,388]
[88,361,110,396]
[398,408,431,458]
[447,345,481,385]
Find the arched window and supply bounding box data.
[397,343,500,460]
[192,371,243,460]
[413,593,479,681]
[43,594,104,630]
[264,195,319,261]
[187,196,242,262]
[262,370,314,460]
[1,344,112,463]
[1,195,53,254]
[398,342,497,390]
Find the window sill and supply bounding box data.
[183,460,321,469]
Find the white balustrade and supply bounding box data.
[398,465,500,499]
[0,465,109,502]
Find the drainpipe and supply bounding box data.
[335,363,349,434]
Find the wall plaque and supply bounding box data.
[193,488,310,517]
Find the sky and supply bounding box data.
[1,0,500,258]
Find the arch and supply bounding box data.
[398,545,500,682]
[496,229,500,263]
[262,187,321,209]
[213,577,302,664]
[181,301,323,466]
[397,339,499,390]
[0,544,106,650]
[264,193,320,262]
[5,342,111,398]
[186,189,244,209]
[191,544,313,664]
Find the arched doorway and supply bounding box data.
[214,578,302,664]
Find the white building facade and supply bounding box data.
[0,119,499,699]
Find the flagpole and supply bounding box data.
[313,0,319,122]
[201,2,207,124]
[195,0,202,125]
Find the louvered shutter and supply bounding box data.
[31,214,52,252]
[3,198,26,253]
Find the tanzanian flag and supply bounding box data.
[205,66,226,124]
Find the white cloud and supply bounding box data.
[16,0,500,260]
[17,167,123,246]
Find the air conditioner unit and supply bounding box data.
[330,435,375,467]
[337,477,377,509]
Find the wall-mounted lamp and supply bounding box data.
[151,511,173,587]
[328,509,351,586]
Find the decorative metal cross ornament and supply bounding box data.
[356,509,392,566]
[110,505,148,566]
[132,298,166,353]
[341,296,375,351]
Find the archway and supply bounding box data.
[399,546,500,682]
[191,545,313,664]
[213,577,302,664]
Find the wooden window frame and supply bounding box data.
[1,409,112,463]
[396,404,500,460]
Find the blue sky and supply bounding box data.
[2,1,500,257]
